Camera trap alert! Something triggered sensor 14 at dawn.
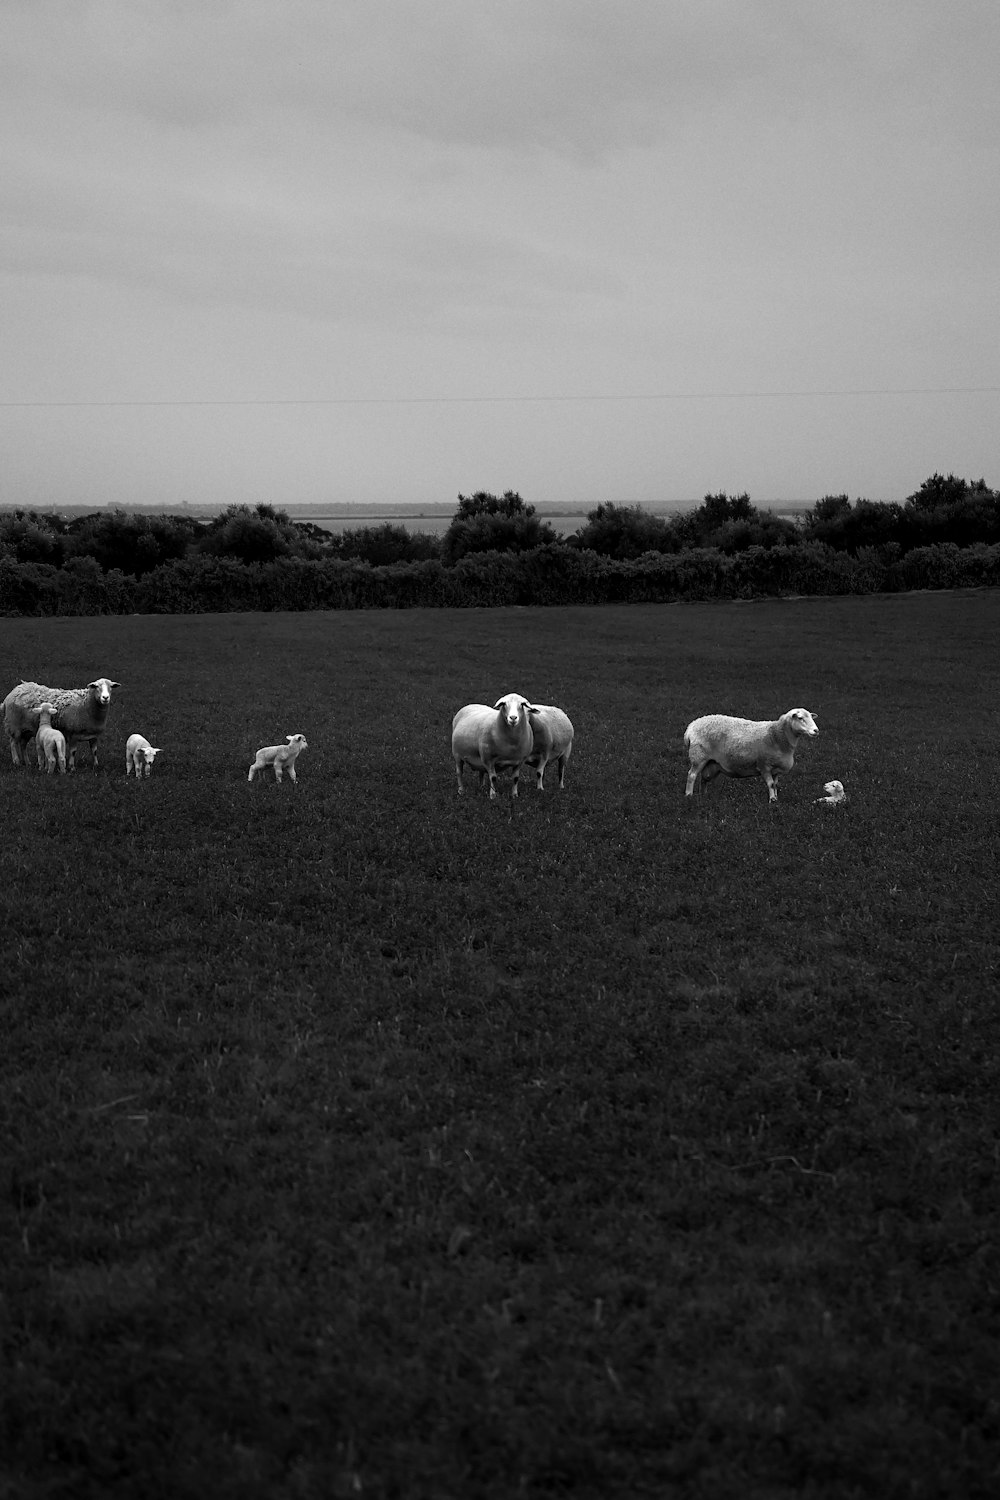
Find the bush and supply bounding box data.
[442,492,557,564]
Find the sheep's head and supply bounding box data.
[493,693,532,729]
[784,708,819,738]
[88,678,121,705]
[822,780,846,801]
[142,746,162,764]
[36,702,57,722]
[285,734,308,751]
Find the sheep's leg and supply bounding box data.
[454,759,465,795]
[762,768,779,803]
[534,760,545,792]
[288,766,297,783]
[274,764,283,782]
[487,766,498,800]
[685,764,701,797]
[556,756,566,789]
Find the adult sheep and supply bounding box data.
[521,703,574,792]
[452,693,535,799]
[684,708,819,804]
[3,678,121,771]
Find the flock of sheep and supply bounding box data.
[2,675,846,805]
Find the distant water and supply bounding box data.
[294,512,592,538]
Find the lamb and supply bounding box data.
[452,693,536,799]
[34,703,67,775]
[684,708,819,803]
[814,779,847,805]
[248,733,308,783]
[3,677,121,771]
[520,703,574,792]
[126,733,162,778]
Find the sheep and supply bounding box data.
[814,779,847,805]
[248,733,308,784]
[34,703,67,775]
[126,733,162,778]
[684,708,819,804]
[3,678,121,771]
[452,693,535,799]
[520,703,574,792]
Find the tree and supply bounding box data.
[196,503,323,565]
[442,491,556,564]
[570,502,677,559]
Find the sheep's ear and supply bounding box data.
[527,704,541,715]
[493,699,505,710]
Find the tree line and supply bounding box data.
[1,475,998,615]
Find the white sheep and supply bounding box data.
[34,703,67,775]
[452,693,535,799]
[248,733,308,784]
[684,708,819,804]
[814,779,847,805]
[3,678,121,771]
[520,703,575,792]
[126,733,162,778]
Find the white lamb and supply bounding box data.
[814,779,847,805]
[3,677,121,771]
[248,733,308,784]
[126,733,162,778]
[34,703,67,775]
[521,703,575,792]
[684,708,819,804]
[451,693,535,799]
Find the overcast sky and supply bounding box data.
[3,1,998,511]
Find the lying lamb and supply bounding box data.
[248,733,308,784]
[452,693,535,799]
[3,677,121,771]
[684,708,819,803]
[814,779,847,805]
[126,733,163,778]
[34,703,67,775]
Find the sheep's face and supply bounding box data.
[494,693,532,729]
[786,709,819,737]
[142,747,162,765]
[823,780,845,799]
[88,678,121,705]
[286,734,308,751]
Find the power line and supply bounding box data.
[0,386,998,409]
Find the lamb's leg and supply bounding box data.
[763,768,779,803]
[274,764,283,782]
[288,766,297,783]
[685,763,701,797]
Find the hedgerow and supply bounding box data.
[2,539,1000,615]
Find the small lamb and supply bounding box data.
[814,780,847,805]
[248,733,308,784]
[126,733,162,778]
[34,703,67,774]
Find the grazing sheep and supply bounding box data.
[34,703,67,775]
[248,733,308,784]
[3,678,121,771]
[684,708,819,804]
[814,779,847,805]
[521,703,575,792]
[452,693,535,799]
[126,733,162,778]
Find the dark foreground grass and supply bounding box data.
[2,593,999,1499]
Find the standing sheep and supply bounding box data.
[34,703,67,775]
[3,678,121,771]
[684,708,819,803]
[248,734,308,784]
[452,693,535,799]
[521,703,574,792]
[126,733,162,778]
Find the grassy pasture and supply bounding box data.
[3,592,999,1499]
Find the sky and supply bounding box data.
[2,0,998,512]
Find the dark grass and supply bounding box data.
[2,593,999,1499]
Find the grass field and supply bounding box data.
[3,592,999,1499]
